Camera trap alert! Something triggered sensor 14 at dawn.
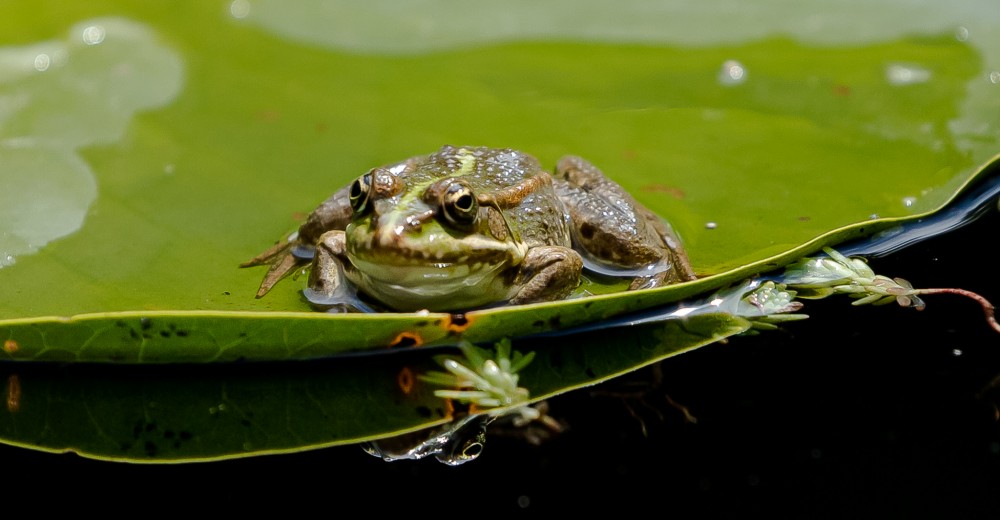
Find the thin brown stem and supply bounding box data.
[913,288,1000,334]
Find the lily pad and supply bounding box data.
[1,1,999,461]
[0,313,747,462]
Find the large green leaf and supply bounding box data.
[0,314,747,461]
[0,0,997,358]
[1,0,999,461]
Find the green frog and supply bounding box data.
[242,145,695,312]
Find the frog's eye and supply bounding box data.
[441,183,478,227]
[349,173,373,214]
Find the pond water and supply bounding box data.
[3,2,1000,514]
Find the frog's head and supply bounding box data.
[342,163,528,309]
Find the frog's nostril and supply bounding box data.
[579,222,595,240]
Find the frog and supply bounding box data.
[241,145,695,312]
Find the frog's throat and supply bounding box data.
[347,258,519,312]
[346,238,527,311]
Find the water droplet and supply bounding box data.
[33,53,50,72]
[952,348,962,356]
[886,63,931,86]
[230,0,251,19]
[163,164,175,175]
[902,196,917,208]
[955,26,969,42]
[81,25,106,45]
[705,221,718,229]
[718,60,746,86]
[517,496,531,509]
[990,71,1000,84]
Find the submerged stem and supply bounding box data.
[913,288,1000,334]
[782,247,1000,335]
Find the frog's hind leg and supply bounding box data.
[555,155,696,289]
[641,211,697,283]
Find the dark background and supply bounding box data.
[3,201,999,517]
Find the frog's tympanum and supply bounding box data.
[242,145,695,312]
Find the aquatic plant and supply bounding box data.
[783,247,999,334]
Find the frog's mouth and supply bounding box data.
[346,231,526,289]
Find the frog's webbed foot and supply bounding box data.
[643,212,697,283]
[240,235,314,298]
[304,282,377,313]
[628,267,675,291]
[301,230,376,313]
[624,251,697,290]
[510,246,583,305]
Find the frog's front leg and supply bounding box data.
[296,185,354,246]
[241,185,355,298]
[509,246,583,305]
[303,230,374,313]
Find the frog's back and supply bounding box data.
[422,145,540,187]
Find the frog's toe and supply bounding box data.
[627,262,689,290]
[241,233,314,298]
[629,273,665,291]
[249,252,303,298]
[510,246,583,305]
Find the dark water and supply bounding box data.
[4,193,1000,517]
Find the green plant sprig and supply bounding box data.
[783,247,999,334]
[419,339,539,420]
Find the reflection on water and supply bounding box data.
[362,414,491,466]
[0,18,182,268]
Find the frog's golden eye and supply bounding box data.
[349,172,373,214]
[441,182,478,227]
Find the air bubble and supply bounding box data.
[33,53,50,71]
[230,0,251,19]
[718,60,746,86]
[81,25,106,45]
